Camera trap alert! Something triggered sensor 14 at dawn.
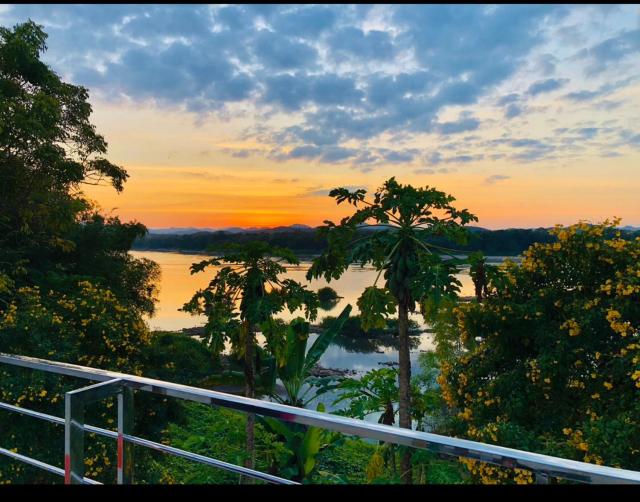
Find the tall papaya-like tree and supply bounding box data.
[182,241,318,479]
[307,177,477,483]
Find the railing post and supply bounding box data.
[65,389,85,484]
[117,386,134,484]
[64,379,124,484]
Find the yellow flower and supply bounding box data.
[603,382,613,390]
[560,318,581,337]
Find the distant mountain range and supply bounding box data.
[149,224,313,235]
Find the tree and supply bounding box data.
[0,20,161,483]
[435,219,640,483]
[307,177,477,483]
[181,241,318,478]
[0,21,128,277]
[317,286,340,311]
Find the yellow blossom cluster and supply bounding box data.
[606,309,633,337]
[560,318,581,337]
[525,359,541,383]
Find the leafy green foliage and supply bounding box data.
[0,21,161,483]
[141,332,218,386]
[255,307,351,482]
[307,177,477,482]
[182,241,318,358]
[357,286,397,331]
[262,305,352,407]
[261,402,341,483]
[435,220,640,482]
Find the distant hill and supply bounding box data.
[135,224,640,257]
[149,224,313,235]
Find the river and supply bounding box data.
[132,250,505,414]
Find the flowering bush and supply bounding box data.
[434,219,640,483]
[0,279,154,483]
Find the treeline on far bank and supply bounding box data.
[133,226,640,257]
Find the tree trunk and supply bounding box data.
[397,300,413,484]
[242,320,256,484]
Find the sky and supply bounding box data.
[2,4,640,229]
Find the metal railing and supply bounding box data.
[1,352,640,485]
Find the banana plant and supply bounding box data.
[259,305,351,482]
[262,304,352,407]
[261,402,341,482]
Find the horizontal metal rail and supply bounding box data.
[123,434,297,485]
[0,399,295,484]
[2,352,640,484]
[0,446,101,485]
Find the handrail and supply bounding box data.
[1,352,640,484]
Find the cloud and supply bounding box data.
[575,29,640,76]
[13,3,566,149]
[1,4,636,168]
[262,73,363,112]
[283,145,359,163]
[436,117,481,135]
[251,30,319,71]
[485,174,510,184]
[327,27,396,61]
[414,167,458,175]
[420,151,483,166]
[270,5,337,38]
[536,53,557,76]
[497,93,520,106]
[564,76,638,103]
[504,103,523,119]
[527,78,569,96]
[577,127,599,139]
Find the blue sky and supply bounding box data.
[1,4,639,228]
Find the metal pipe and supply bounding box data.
[0,400,295,484]
[2,352,640,484]
[0,447,101,485]
[122,434,298,485]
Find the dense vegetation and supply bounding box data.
[133,226,640,258]
[0,20,162,483]
[434,220,640,482]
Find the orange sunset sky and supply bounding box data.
[4,4,638,230]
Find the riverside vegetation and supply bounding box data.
[1,21,638,485]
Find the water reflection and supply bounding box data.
[131,250,477,332]
[330,332,422,353]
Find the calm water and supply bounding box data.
[132,250,478,333]
[132,250,481,376]
[132,250,504,415]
